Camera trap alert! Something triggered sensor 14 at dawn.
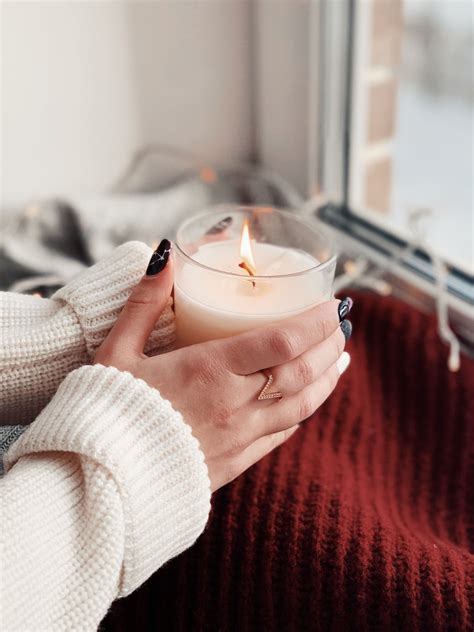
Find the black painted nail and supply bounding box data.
[338,297,353,322]
[340,319,352,341]
[205,216,233,235]
[146,239,172,276]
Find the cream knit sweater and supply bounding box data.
[0,242,211,631]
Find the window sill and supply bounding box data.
[316,203,474,356]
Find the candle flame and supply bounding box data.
[239,220,257,278]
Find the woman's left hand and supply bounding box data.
[94,244,351,491]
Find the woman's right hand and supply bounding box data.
[94,247,352,492]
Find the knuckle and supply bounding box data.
[334,331,345,357]
[319,316,334,342]
[295,357,314,386]
[268,329,297,361]
[325,366,339,392]
[126,286,156,308]
[312,301,338,342]
[196,354,224,386]
[127,296,154,308]
[297,393,314,421]
[197,363,216,387]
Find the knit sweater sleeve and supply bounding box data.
[2,364,211,631]
[0,241,175,425]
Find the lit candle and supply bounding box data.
[174,207,336,347]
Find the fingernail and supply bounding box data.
[338,297,353,322]
[336,351,351,375]
[146,239,172,276]
[340,319,352,341]
[206,216,233,235]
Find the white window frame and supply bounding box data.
[303,0,473,348]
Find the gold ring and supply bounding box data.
[257,373,283,401]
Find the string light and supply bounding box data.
[334,258,393,296]
[199,166,217,184]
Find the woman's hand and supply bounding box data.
[95,242,351,492]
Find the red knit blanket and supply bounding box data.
[104,293,473,631]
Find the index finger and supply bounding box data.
[222,298,345,375]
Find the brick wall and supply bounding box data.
[363,0,403,213]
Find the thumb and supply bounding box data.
[105,239,174,355]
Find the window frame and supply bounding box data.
[306,0,473,347]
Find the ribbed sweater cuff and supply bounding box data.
[52,241,175,357]
[5,364,211,596]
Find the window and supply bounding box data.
[349,0,473,274]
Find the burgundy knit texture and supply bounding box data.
[103,293,473,631]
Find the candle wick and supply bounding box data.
[238,261,256,288]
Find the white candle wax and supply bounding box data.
[175,239,329,346]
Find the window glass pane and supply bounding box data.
[350,0,473,272]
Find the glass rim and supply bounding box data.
[174,206,338,280]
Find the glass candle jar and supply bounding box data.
[174,206,337,347]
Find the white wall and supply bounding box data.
[254,1,311,196]
[1,1,252,205]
